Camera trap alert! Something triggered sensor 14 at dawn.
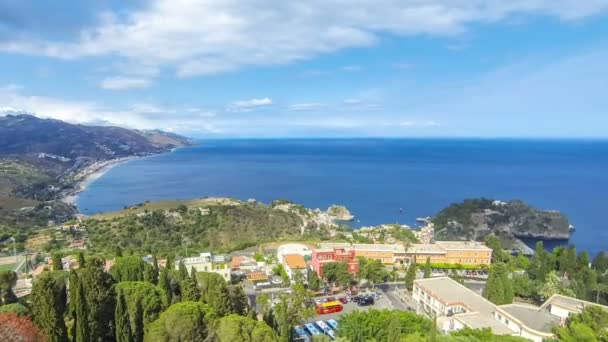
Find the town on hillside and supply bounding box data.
[2,217,607,342]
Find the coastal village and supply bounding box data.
[3,214,606,342]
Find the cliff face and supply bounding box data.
[432,198,571,241]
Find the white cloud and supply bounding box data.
[2,0,607,79]
[398,120,440,127]
[342,98,381,111]
[288,102,327,111]
[0,85,219,133]
[228,97,273,112]
[99,76,153,90]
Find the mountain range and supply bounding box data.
[0,114,192,227]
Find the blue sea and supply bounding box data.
[77,139,608,255]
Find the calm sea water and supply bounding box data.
[77,139,608,255]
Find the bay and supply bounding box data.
[77,139,608,255]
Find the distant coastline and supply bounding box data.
[60,156,142,206]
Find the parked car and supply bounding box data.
[357,296,374,306]
[338,297,348,304]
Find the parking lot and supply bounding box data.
[304,285,414,324]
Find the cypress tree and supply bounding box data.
[78,257,116,341]
[115,290,133,342]
[178,261,189,281]
[424,257,432,279]
[405,262,417,291]
[31,272,68,342]
[159,267,172,304]
[230,285,250,316]
[52,253,63,271]
[152,254,159,272]
[181,267,201,302]
[77,252,86,268]
[483,262,512,305]
[74,278,89,342]
[165,255,174,270]
[133,300,144,342]
[210,280,233,317]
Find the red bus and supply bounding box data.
[316,301,343,315]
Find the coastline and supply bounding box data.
[60,156,142,207]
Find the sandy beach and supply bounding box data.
[60,156,141,206]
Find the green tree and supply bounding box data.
[308,270,322,291]
[360,258,387,288]
[31,272,68,342]
[115,290,133,342]
[145,302,215,342]
[0,270,18,305]
[116,281,166,342]
[111,256,155,283]
[158,267,172,304]
[322,262,353,288]
[538,271,574,301]
[387,312,401,342]
[405,263,417,291]
[229,285,250,316]
[197,272,232,316]
[424,257,432,279]
[77,252,86,268]
[592,252,608,273]
[511,273,536,299]
[214,314,278,342]
[73,257,116,342]
[554,306,608,342]
[267,280,313,342]
[483,262,512,305]
[52,252,63,271]
[178,261,189,281]
[181,276,200,302]
[115,245,123,257]
[484,235,510,264]
[528,241,554,281]
[513,252,530,270]
[337,309,432,341]
[74,277,89,342]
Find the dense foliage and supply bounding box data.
[337,309,432,341]
[553,306,608,341]
[84,203,323,254]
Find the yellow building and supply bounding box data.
[406,241,492,266]
[352,244,401,264]
[406,243,448,264]
[435,241,493,265]
[318,241,492,267]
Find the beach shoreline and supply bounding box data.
[60,156,142,207]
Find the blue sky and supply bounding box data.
[1,1,608,138]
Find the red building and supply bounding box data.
[312,247,359,278]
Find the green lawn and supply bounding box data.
[0,264,16,272]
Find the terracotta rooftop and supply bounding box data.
[284,254,307,269]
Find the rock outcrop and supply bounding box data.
[433,198,570,242]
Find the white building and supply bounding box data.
[277,243,312,259]
[177,252,231,282]
[413,277,570,342]
[540,294,608,320]
[280,254,308,283]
